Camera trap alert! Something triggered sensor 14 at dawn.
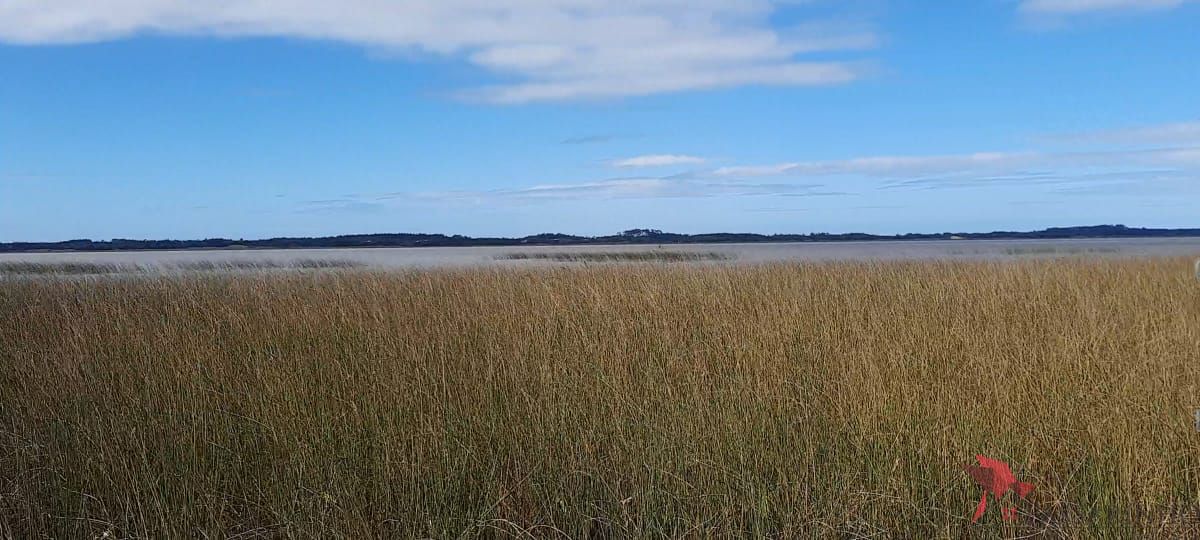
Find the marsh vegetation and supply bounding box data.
[1,259,1198,537]
[0,259,363,276]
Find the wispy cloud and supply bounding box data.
[1048,120,1200,145]
[414,177,838,203]
[297,199,387,214]
[697,139,1200,204]
[1007,200,1062,206]
[0,1,876,103]
[611,154,707,168]
[300,118,1200,213]
[341,174,846,210]
[1019,0,1191,15]
[746,206,810,213]
[1050,171,1196,196]
[714,152,1043,178]
[561,134,619,145]
[712,147,1200,182]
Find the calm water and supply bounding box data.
[2,237,1200,271]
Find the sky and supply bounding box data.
[1,0,1198,242]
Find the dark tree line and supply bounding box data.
[3,225,1198,253]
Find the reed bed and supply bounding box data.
[0,259,363,277]
[0,261,139,275]
[1,258,1198,538]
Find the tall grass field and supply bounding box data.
[1,258,1198,538]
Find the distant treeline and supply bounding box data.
[3,225,1198,253]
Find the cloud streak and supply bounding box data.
[298,118,1200,214]
[560,134,619,145]
[712,146,1200,181]
[0,0,876,103]
[611,154,707,168]
[412,177,840,203]
[1020,0,1192,15]
[1049,121,1200,145]
[297,199,387,214]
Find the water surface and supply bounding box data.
[2,237,1198,273]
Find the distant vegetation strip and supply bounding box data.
[499,251,731,262]
[1001,246,1121,256]
[0,262,141,275]
[0,259,363,275]
[3,224,1199,253]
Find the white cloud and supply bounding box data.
[1020,0,1191,15]
[0,0,875,103]
[611,154,707,168]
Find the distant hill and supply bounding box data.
[3,225,1198,253]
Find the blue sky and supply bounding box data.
[1,0,1198,241]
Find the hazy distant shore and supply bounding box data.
[4,224,1200,254]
